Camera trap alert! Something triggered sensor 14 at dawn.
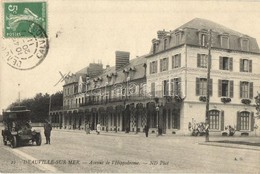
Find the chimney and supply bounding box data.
[157,29,167,39]
[115,51,130,70]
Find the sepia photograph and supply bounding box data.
[0,0,260,173]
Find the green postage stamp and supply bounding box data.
[3,1,47,38]
[1,1,49,70]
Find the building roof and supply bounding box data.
[177,18,245,36]
[148,18,260,55]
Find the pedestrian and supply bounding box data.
[44,120,52,144]
[85,123,90,134]
[144,125,149,137]
[96,123,101,135]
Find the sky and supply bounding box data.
[1,0,260,111]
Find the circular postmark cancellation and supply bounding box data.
[2,20,49,70]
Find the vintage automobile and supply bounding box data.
[1,106,42,148]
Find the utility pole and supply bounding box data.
[205,29,212,142]
[18,84,21,106]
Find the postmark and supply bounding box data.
[2,1,48,70]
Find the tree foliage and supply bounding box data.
[7,91,63,123]
[255,92,260,119]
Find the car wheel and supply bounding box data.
[36,134,42,146]
[10,136,17,148]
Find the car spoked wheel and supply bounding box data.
[36,134,42,146]
[10,136,17,148]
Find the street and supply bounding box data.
[0,128,260,173]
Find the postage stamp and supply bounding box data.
[3,1,47,38]
[1,1,49,70]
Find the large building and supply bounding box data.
[50,18,260,136]
[146,18,260,135]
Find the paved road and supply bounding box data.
[0,128,260,173]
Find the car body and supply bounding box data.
[1,106,41,148]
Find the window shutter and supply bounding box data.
[221,110,224,131]
[196,78,200,96]
[160,59,162,72]
[218,80,222,97]
[229,57,233,71]
[219,57,223,70]
[150,62,152,74]
[249,60,252,72]
[240,81,243,98]
[237,111,241,131]
[197,54,201,67]
[155,61,158,73]
[251,112,255,131]
[179,54,181,67]
[240,59,243,72]
[172,56,174,69]
[209,79,213,96]
[229,80,234,98]
[249,82,253,99]
[166,58,169,70]
[178,77,181,95]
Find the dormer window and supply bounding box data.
[241,38,249,51]
[175,33,182,45]
[163,39,167,50]
[200,34,206,47]
[220,34,229,49]
[153,43,156,54]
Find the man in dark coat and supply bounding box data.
[144,125,149,137]
[44,120,52,144]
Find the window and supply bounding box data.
[219,57,233,71]
[200,34,206,47]
[240,112,250,130]
[221,36,229,49]
[241,39,249,51]
[163,80,169,96]
[196,78,212,96]
[151,82,155,97]
[172,54,181,69]
[153,43,156,54]
[171,78,181,96]
[176,33,182,45]
[197,54,208,68]
[240,81,253,99]
[209,110,220,130]
[150,61,158,74]
[240,59,252,72]
[160,58,169,72]
[163,39,167,50]
[218,80,233,97]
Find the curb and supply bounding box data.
[199,142,260,151]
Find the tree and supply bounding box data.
[6,91,63,123]
[255,92,260,119]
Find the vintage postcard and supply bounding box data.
[0,0,260,173]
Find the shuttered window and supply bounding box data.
[218,80,234,97]
[240,59,252,72]
[241,39,249,51]
[196,78,213,96]
[163,80,169,96]
[151,82,155,97]
[172,54,181,69]
[240,111,250,130]
[219,57,233,71]
[170,78,181,96]
[200,34,206,46]
[150,61,158,74]
[197,54,208,68]
[160,58,169,72]
[221,36,229,49]
[240,81,253,99]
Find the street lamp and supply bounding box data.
[156,105,160,136]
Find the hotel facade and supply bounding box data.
[50,18,260,136]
